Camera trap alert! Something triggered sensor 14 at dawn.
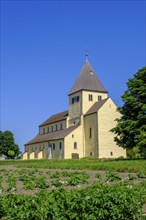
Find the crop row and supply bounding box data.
[0,181,146,220]
[0,168,146,193]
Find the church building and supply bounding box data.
[23,56,126,159]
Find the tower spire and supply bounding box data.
[85,50,88,63]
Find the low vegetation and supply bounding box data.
[0,159,146,219]
[1,158,146,173]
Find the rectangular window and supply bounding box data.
[74,142,77,149]
[76,96,80,102]
[72,96,80,104]
[89,127,92,138]
[53,143,55,150]
[98,95,102,101]
[59,142,62,150]
[89,94,93,101]
[56,124,58,131]
[60,123,63,130]
[72,97,75,104]
[51,126,53,132]
[43,128,45,134]
[47,127,49,133]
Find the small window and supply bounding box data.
[89,127,92,139]
[72,134,74,138]
[59,142,62,150]
[60,123,63,130]
[47,127,49,133]
[53,143,55,150]
[90,152,92,156]
[110,152,113,156]
[89,94,93,101]
[74,142,77,149]
[51,126,53,132]
[72,97,75,104]
[43,128,45,134]
[56,124,58,131]
[98,95,102,101]
[76,96,80,102]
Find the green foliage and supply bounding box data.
[106,172,121,182]
[0,182,145,220]
[111,67,146,157]
[128,174,137,180]
[127,146,141,159]
[137,172,146,179]
[0,130,21,158]
[8,150,15,158]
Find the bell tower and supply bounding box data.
[68,55,108,126]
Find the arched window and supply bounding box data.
[74,142,77,150]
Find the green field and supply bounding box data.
[0,159,146,219]
[1,158,146,173]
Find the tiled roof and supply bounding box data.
[25,125,79,145]
[69,61,108,95]
[39,110,68,127]
[85,98,109,115]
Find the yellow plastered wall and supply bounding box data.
[22,152,28,160]
[25,142,48,159]
[84,113,98,157]
[29,151,35,159]
[38,151,44,159]
[98,98,126,158]
[64,125,84,159]
[82,91,108,114]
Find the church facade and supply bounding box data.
[23,59,126,159]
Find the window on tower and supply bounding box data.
[98,95,102,101]
[72,96,80,104]
[89,94,93,101]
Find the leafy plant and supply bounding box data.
[35,177,49,189]
[106,172,121,182]
[96,173,101,179]
[128,174,137,180]
[137,172,146,179]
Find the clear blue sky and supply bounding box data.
[1,0,145,153]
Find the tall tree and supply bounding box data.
[0,131,21,159]
[111,67,146,157]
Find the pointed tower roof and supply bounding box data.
[69,60,108,95]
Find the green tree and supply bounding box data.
[0,131,21,159]
[111,67,146,158]
[7,150,15,158]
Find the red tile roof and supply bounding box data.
[25,125,79,145]
[85,98,109,115]
[39,110,68,127]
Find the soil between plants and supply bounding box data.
[0,164,145,195]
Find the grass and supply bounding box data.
[0,158,146,174]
